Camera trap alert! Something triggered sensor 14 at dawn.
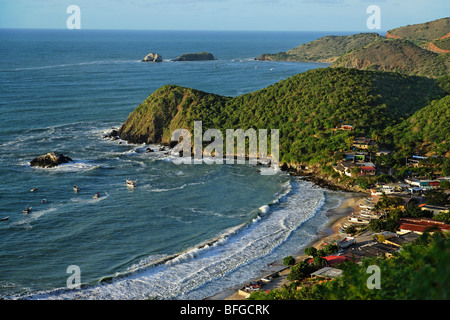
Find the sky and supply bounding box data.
[0,0,448,32]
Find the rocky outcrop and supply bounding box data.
[427,42,450,54]
[142,53,163,62]
[173,52,215,61]
[384,31,401,39]
[30,152,73,168]
[103,129,120,140]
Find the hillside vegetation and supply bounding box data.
[331,38,450,78]
[257,33,382,62]
[258,17,450,78]
[119,68,448,165]
[386,94,450,156]
[386,17,450,47]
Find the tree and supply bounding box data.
[304,247,318,257]
[440,180,450,190]
[313,256,327,268]
[346,225,358,235]
[283,256,296,266]
[369,219,385,232]
[322,243,339,255]
[425,189,450,206]
[433,211,450,224]
[287,260,315,282]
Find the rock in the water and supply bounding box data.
[142,52,163,62]
[173,52,215,61]
[103,129,120,140]
[30,152,73,168]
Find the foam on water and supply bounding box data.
[16,179,325,300]
[0,29,340,299]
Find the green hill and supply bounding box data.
[331,38,450,78]
[386,17,450,47]
[386,94,450,156]
[257,33,382,62]
[118,68,448,165]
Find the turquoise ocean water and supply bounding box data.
[0,29,352,299]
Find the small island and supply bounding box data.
[172,52,215,61]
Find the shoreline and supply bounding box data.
[206,192,366,300]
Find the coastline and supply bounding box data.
[206,191,366,300]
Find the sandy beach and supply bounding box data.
[206,194,367,300]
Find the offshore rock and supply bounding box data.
[142,52,163,62]
[30,152,73,168]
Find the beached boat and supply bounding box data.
[370,189,382,196]
[126,179,137,188]
[348,215,369,224]
[0,216,9,221]
[23,207,32,214]
[337,236,355,248]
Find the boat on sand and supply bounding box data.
[337,236,355,248]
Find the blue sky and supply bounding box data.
[0,0,447,31]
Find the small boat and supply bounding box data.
[126,179,137,188]
[370,189,382,196]
[93,192,100,199]
[30,187,38,192]
[337,236,355,248]
[41,199,47,204]
[73,186,80,192]
[348,216,369,224]
[23,207,32,214]
[0,217,9,221]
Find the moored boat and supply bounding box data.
[337,236,355,248]
[0,216,9,221]
[126,179,137,188]
[23,207,32,214]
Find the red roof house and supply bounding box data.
[308,255,352,267]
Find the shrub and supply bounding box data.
[283,256,296,266]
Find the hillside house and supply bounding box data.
[353,137,377,150]
[419,204,450,216]
[398,218,450,234]
[340,124,354,131]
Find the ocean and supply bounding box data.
[0,29,353,299]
